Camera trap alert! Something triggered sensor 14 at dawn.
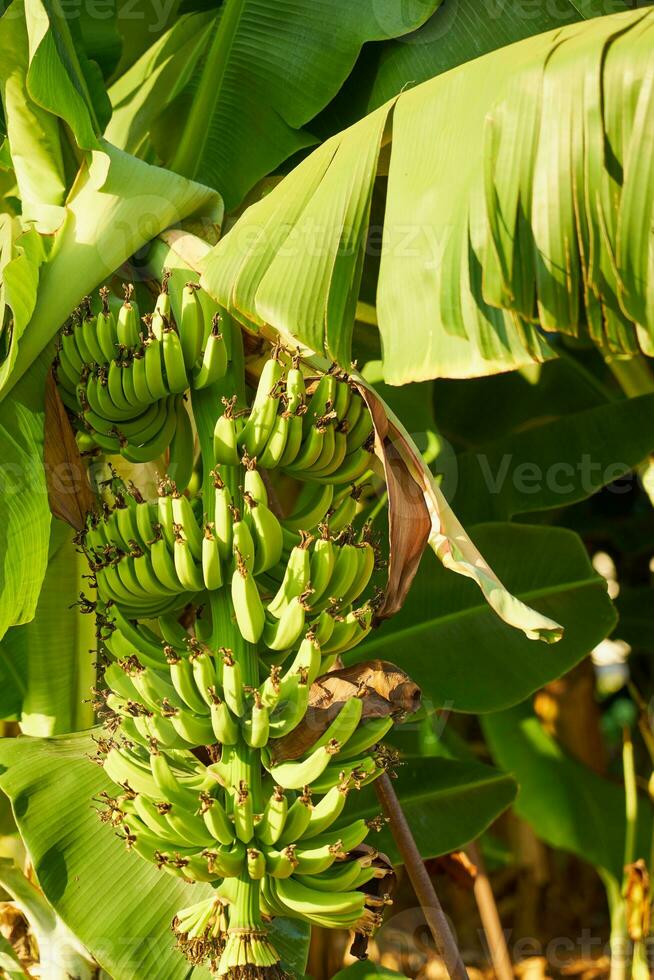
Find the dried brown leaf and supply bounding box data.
[356,382,431,620]
[270,659,421,762]
[355,378,563,642]
[625,859,650,940]
[44,371,94,530]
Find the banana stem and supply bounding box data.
[375,773,469,980]
[208,556,268,963]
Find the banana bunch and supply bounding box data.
[93,597,394,974]
[212,355,375,483]
[54,276,228,483]
[71,329,405,978]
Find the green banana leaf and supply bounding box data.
[201,9,654,382]
[482,700,653,883]
[108,0,442,210]
[350,523,616,713]
[1,519,96,734]
[105,11,216,157]
[339,755,516,865]
[0,731,311,979]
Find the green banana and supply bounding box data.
[244,493,283,575]
[193,314,228,388]
[255,786,287,846]
[264,741,341,791]
[238,353,284,456]
[231,555,265,643]
[179,283,204,370]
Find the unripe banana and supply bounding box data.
[221,648,244,716]
[244,691,270,748]
[267,534,312,618]
[213,398,241,466]
[256,786,288,846]
[238,352,284,456]
[277,789,313,846]
[231,554,265,643]
[193,313,228,388]
[264,741,341,790]
[213,471,233,560]
[201,523,223,590]
[179,282,204,369]
[200,793,234,846]
[244,492,283,575]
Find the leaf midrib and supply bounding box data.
[364,575,601,648]
[170,0,246,179]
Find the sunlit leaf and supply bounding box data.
[202,9,654,381]
[1,140,220,400]
[151,0,442,209]
[6,519,96,736]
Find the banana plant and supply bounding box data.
[0,1,653,978]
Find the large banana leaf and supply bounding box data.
[107,0,443,210]
[351,523,616,713]
[202,9,654,382]
[0,731,311,979]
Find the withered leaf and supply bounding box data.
[270,660,421,762]
[625,859,650,941]
[355,381,431,621]
[44,371,94,529]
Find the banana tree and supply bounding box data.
[0,1,652,978]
